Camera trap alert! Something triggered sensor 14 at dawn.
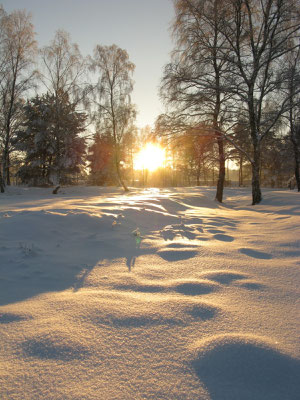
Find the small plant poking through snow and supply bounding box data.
[112,213,124,227]
[132,228,142,246]
[19,242,35,256]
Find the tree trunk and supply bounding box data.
[251,146,262,205]
[196,164,201,186]
[2,147,8,186]
[3,65,18,187]
[116,161,128,191]
[203,163,207,184]
[130,147,134,186]
[294,148,300,192]
[288,51,300,192]
[1,153,5,188]
[215,133,225,203]
[0,169,5,193]
[248,91,263,205]
[290,129,300,192]
[6,153,10,185]
[2,150,11,186]
[239,155,243,187]
[115,149,128,192]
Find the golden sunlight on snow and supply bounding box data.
[1,187,300,400]
[134,143,166,172]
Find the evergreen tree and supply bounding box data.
[15,92,86,185]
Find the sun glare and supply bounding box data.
[134,143,166,172]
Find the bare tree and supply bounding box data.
[161,0,235,202]
[220,0,300,203]
[285,45,300,191]
[0,8,37,188]
[0,6,5,192]
[39,30,87,105]
[162,0,300,204]
[89,44,136,191]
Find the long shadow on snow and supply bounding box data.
[0,188,228,306]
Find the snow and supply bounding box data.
[0,186,299,400]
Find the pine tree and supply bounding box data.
[15,91,86,185]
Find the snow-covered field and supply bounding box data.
[0,186,299,400]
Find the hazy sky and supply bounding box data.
[1,0,175,128]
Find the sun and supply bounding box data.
[134,143,166,172]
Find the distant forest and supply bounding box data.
[0,0,300,204]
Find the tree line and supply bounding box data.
[0,1,300,205]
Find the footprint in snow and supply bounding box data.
[157,249,198,261]
[22,335,89,361]
[0,313,29,324]
[201,271,248,285]
[173,280,220,296]
[239,248,272,259]
[184,303,219,321]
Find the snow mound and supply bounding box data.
[171,279,220,296]
[183,302,220,321]
[21,332,90,361]
[0,312,30,324]
[200,270,249,284]
[191,334,300,400]
[82,298,186,328]
[96,314,181,328]
[239,247,273,259]
[233,279,266,290]
[160,223,198,241]
[114,283,166,293]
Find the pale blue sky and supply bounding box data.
[1,0,175,128]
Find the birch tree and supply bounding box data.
[162,0,300,204]
[0,8,37,188]
[220,0,300,203]
[285,45,300,191]
[161,0,236,202]
[0,6,5,192]
[39,30,87,106]
[89,44,135,191]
